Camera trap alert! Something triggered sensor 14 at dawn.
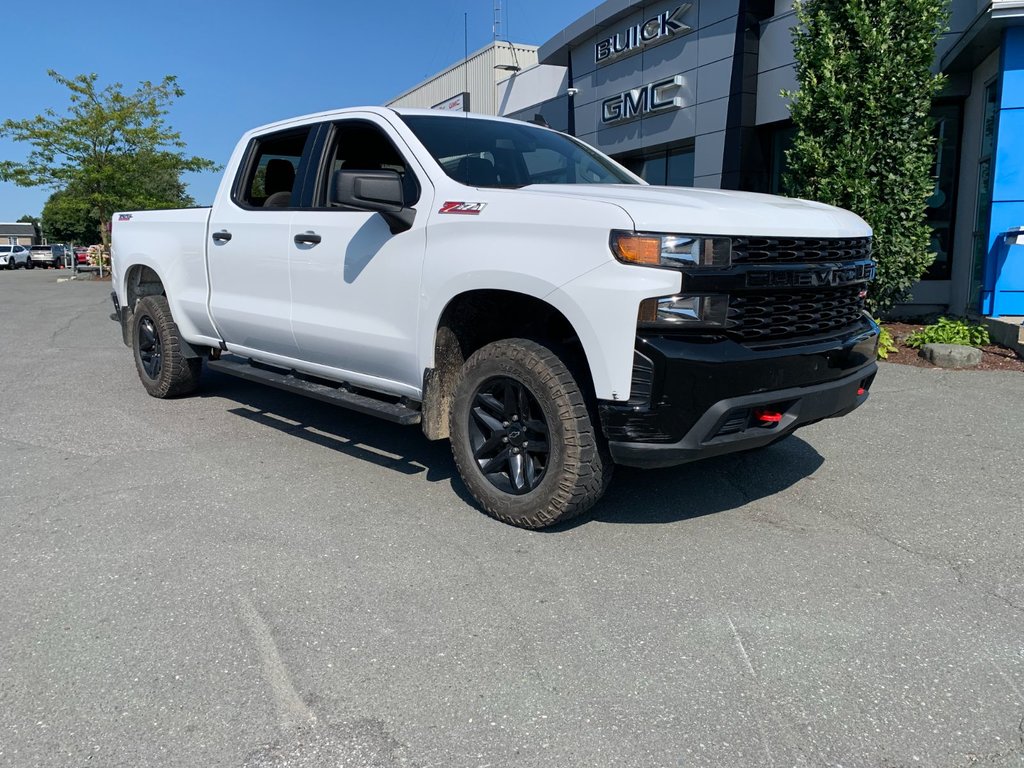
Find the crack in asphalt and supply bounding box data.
[0,433,107,461]
[746,491,1024,618]
[956,715,1024,766]
[841,522,1024,616]
[48,296,108,347]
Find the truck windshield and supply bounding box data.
[400,114,639,189]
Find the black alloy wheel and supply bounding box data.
[469,376,550,495]
[448,338,612,529]
[136,314,163,380]
[130,294,201,398]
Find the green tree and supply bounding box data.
[118,149,198,210]
[0,70,216,251]
[40,151,198,246]
[41,188,97,244]
[784,0,947,316]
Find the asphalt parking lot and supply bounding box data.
[1,269,1022,768]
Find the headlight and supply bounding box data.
[638,294,730,327]
[610,231,731,268]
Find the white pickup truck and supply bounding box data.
[111,107,878,528]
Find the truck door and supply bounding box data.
[287,116,431,391]
[207,125,317,359]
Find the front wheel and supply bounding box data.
[131,295,201,398]
[449,338,612,529]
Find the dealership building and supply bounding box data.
[389,0,1024,324]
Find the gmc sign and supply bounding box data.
[601,75,685,125]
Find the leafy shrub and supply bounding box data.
[905,317,990,348]
[877,324,898,359]
[785,0,948,317]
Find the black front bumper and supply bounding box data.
[601,318,879,468]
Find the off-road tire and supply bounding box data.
[449,338,612,529]
[131,295,201,398]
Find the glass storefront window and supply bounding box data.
[769,124,795,195]
[619,147,694,187]
[924,102,962,280]
[640,155,667,185]
[969,81,999,308]
[666,150,694,187]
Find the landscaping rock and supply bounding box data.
[919,343,982,368]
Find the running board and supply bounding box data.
[207,357,421,425]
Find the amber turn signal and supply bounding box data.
[612,233,662,265]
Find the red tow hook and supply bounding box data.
[753,408,783,425]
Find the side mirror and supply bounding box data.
[330,169,415,234]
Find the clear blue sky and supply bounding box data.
[0,0,598,224]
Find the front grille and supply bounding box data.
[728,285,866,341]
[731,236,871,264]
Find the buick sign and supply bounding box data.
[595,4,693,64]
[601,75,685,125]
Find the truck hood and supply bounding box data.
[519,184,871,238]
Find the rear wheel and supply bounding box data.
[132,295,201,398]
[25,258,33,270]
[449,338,611,529]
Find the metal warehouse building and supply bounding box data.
[389,0,1024,325]
[387,41,539,116]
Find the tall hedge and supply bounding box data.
[785,0,947,316]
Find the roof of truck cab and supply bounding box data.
[244,106,537,137]
[389,108,534,125]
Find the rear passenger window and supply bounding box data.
[236,127,313,209]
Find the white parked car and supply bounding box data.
[0,244,31,270]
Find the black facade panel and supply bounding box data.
[722,0,774,191]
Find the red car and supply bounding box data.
[74,247,90,265]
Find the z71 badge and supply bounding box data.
[439,201,486,215]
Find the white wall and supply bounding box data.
[387,42,538,116]
[496,65,568,116]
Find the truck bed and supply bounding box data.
[112,207,218,345]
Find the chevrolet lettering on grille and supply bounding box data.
[745,263,875,289]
